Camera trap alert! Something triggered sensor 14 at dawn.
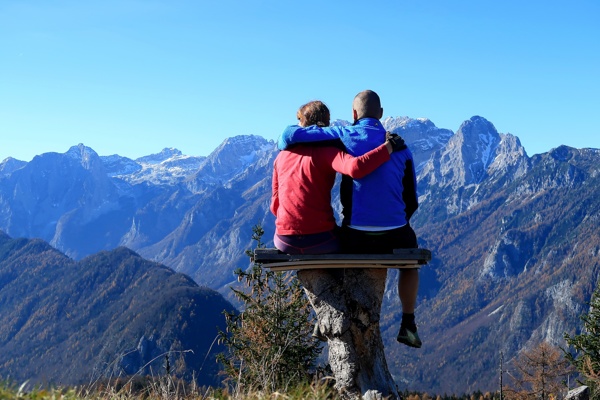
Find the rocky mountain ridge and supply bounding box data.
[394,140,600,392]
[1,116,598,393]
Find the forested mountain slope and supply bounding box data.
[0,232,234,386]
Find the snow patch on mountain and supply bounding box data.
[101,155,143,177]
[137,148,184,164]
[100,148,206,185]
[488,305,504,316]
[479,133,494,169]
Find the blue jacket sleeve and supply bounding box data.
[277,125,342,150]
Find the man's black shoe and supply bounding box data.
[397,325,422,348]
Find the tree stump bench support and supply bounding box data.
[252,248,432,400]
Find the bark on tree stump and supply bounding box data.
[298,268,399,400]
[253,249,431,399]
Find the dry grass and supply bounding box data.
[0,375,340,400]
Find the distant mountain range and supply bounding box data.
[1,116,598,393]
[0,232,234,386]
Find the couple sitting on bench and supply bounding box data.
[270,90,422,349]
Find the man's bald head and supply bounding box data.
[352,90,383,121]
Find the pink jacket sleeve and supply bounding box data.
[328,143,390,179]
[270,157,280,216]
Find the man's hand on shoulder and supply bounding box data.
[386,132,407,152]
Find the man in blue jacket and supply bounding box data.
[278,90,422,348]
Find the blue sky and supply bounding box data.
[1,0,598,162]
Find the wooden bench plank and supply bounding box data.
[253,248,431,271]
[253,248,431,262]
[268,260,422,271]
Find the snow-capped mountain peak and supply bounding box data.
[383,116,454,171]
[102,148,205,186]
[192,135,275,185]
